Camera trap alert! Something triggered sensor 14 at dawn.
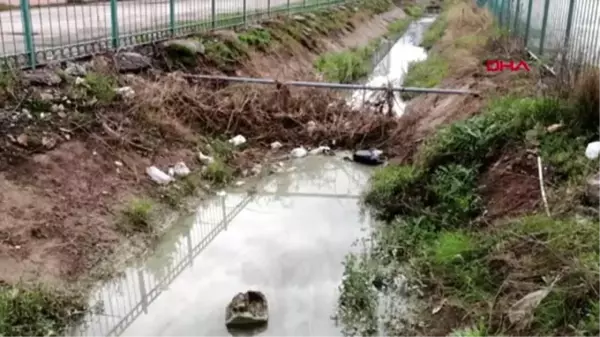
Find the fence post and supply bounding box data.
[514,0,521,34]
[169,0,175,37]
[109,0,119,49]
[186,231,194,267]
[524,0,533,48]
[243,0,247,26]
[563,0,576,51]
[211,0,216,29]
[498,0,505,26]
[539,0,551,55]
[268,0,271,16]
[137,270,148,314]
[287,0,291,15]
[506,0,512,31]
[221,197,228,230]
[19,0,35,68]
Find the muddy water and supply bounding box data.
[72,156,374,336]
[350,16,435,116]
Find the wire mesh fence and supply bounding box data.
[0,0,350,68]
[480,0,600,67]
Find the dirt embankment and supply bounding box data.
[0,0,414,289]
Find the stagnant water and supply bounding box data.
[350,16,435,116]
[70,17,433,337]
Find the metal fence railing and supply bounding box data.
[0,0,349,69]
[479,0,600,67]
[67,193,254,337]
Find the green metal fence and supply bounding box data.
[479,0,600,67]
[0,0,349,69]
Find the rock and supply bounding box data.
[115,52,151,72]
[225,291,268,329]
[270,141,282,150]
[146,166,174,185]
[163,39,205,55]
[74,77,87,86]
[41,136,57,149]
[50,104,65,113]
[38,92,54,102]
[585,172,599,206]
[198,151,215,165]
[228,134,247,146]
[290,147,308,158]
[349,149,385,166]
[16,133,28,146]
[64,62,87,77]
[173,162,191,177]
[23,69,62,86]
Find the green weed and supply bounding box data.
[84,72,117,102]
[202,159,233,185]
[404,5,424,18]
[203,38,248,70]
[238,28,272,51]
[0,284,86,336]
[421,14,447,49]
[314,44,376,83]
[119,198,154,234]
[401,54,449,100]
[385,18,413,38]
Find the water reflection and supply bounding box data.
[70,156,375,336]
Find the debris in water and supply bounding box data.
[146,166,174,185]
[225,290,269,329]
[309,145,332,155]
[216,190,227,197]
[198,151,215,165]
[270,141,283,150]
[250,164,262,176]
[235,181,245,187]
[173,162,191,177]
[290,147,308,158]
[585,141,600,159]
[345,149,386,166]
[229,134,247,146]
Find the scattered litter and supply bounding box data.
[173,162,191,177]
[168,167,175,177]
[234,181,245,187]
[198,151,215,165]
[546,123,562,133]
[290,147,308,158]
[306,121,317,133]
[41,136,56,149]
[115,86,135,99]
[309,146,332,155]
[51,104,65,113]
[114,161,123,167]
[75,77,86,86]
[216,190,227,197]
[146,166,174,185]
[585,141,600,160]
[16,134,28,146]
[251,164,262,176]
[228,134,247,146]
[270,141,283,150]
[348,149,385,166]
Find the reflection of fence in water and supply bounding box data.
[69,194,253,337]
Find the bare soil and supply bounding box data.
[0,6,408,286]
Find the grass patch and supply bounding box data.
[421,13,447,50]
[385,17,413,38]
[404,4,424,18]
[237,28,272,51]
[84,72,117,102]
[314,41,379,83]
[401,54,449,100]
[0,284,86,336]
[119,198,154,234]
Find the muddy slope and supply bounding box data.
[0,1,407,286]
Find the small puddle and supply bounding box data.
[71,17,437,336]
[350,17,436,116]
